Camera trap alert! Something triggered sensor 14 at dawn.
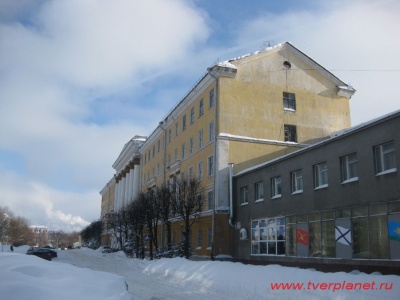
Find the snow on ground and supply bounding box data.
[1,245,399,300]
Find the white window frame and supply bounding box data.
[314,162,328,189]
[209,88,215,107]
[291,170,303,194]
[208,155,214,177]
[255,181,264,202]
[198,161,203,181]
[199,99,204,116]
[374,141,396,175]
[240,186,248,205]
[341,153,358,183]
[189,137,194,154]
[283,92,296,111]
[189,166,193,180]
[181,143,185,160]
[198,129,203,148]
[207,190,213,210]
[271,176,282,198]
[284,124,297,142]
[209,122,215,141]
[190,107,195,124]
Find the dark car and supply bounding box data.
[40,247,57,258]
[27,248,52,261]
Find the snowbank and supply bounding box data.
[0,251,130,300]
[143,258,400,300]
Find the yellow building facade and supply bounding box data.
[100,177,116,247]
[137,42,355,258]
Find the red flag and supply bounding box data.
[296,228,309,246]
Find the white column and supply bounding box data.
[132,164,140,199]
[114,181,119,212]
[118,178,123,211]
[120,176,126,209]
[126,172,131,206]
[129,168,135,200]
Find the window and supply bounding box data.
[190,107,195,124]
[157,140,160,153]
[255,182,264,201]
[207,228,212,248]
[144,153,146,164]
[197,229,202,248]
[374,141,396,174]
[283,92,296,110]
[182,115,186,131]
[189,166,193,180]
[181,143,185,159]
[152,145,155,158]
[207,191,213,210]
[284,125,297,142]
[208,155,214,177]
[148,150,150,161]
[198,129,203,148]
[167,154,171,167]
[198,161,203,181]
[251,217,285,255]
[175,123,178,137]
[199,99,204,116]
[240,186,248,204]
[168,129,171,143]
[189,137,194,154]
[209,88,215,107]
[314,162,328,188]
[291,170,303,193]
[174,148,178,162]
[157,163,160,176]
[341,153,358,182]
[271,177,282,198]
[209,122,214,141]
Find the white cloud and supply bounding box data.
[0,168,94,231]
[0,0,210,231]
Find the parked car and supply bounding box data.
[102,246,112,253]
[26,248,52,261]
[40,248,57,258]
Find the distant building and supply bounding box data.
[99,177,116,247]
[30,225,48,246]
[233,110,400,274]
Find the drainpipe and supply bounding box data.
[228,163,235,228]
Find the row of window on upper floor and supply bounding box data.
[144,121,215,166]
[144,90,297,165]
[144,155,215,184]
[239,140,397,204]
[143,88,215,165]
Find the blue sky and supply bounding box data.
[0,0,399,232]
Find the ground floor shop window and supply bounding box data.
[369,215,389,259]
[251,217,285,255]
[352,217,369,258]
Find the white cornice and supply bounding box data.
[113,135,146,172]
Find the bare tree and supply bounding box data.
[156,184,173,251]
[107,210,126,249]
[81,220,102,249]
[126,197,146,259]
[8,216,34,246]
[172,177,204,259]
[0,206,11,246]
